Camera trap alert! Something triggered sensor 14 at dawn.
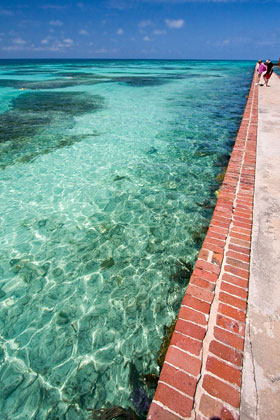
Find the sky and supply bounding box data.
[0,0,279,60]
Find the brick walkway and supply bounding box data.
[148,68,258,420]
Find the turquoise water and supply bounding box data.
[0,60,253,419]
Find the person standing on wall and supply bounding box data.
[263,60,274,87]
[256,60,267,85]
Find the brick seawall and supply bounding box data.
[148,68,258,420]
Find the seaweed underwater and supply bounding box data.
[0,91,104,168]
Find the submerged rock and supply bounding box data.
[100,258,115,270]
[114,175,128,181]
[215,167,227,184]
[141,373,159,388]
[196,199,215,209]
[131,387,151,415]
[147,147,158,155]
[170,260,193,284]
[192,225,209,245]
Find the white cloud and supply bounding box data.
[41,39,49,44]
[0,8,14,16]
[77,2,84,7]
[95,48,108,53]
[153,29,166,35]
[165,19,184,29]
[3,46,22,51]
[41,4,66,10]
[138,20,153,28]
[49,19,63,26]
[79,29,89,35]
[117,28,124,35]
[143,36,151,41]
[63,38,73,44]
[13,38,26,45]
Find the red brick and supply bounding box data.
[147,402,182,420]
[220,282,248,299]
[224,264,249,280]
[226,250,250,263]
[214,326,244,351]
[226,257,249,271]
[187,284,214,303]
[190,276,215,292]
[234,210,252,220]
[193,268,219,283]
[201,240,224,255]
[179,305,207,326]
[198,248,209,261]
[232,220,252,231]
[214,209,232,219]
[219,303,246,322]
[208,226,228,236]
[159,363,197,398]
[171,331,202,357]
[199,393,237,420]
[216,313,245,337]
[175,318,206,341]
[222,273,248,289]
[196,260,221,275]
[202,374,240,408]
[230,231,251,242]
[220,407,239,420]
[212,252,223,266]
[203,235,226,248]
[206,355,241,386]
[207,230,227,241]
[230,237,250,248]
[219,291,247,312]
[209,340,242,367]
[182,294,211,314]
[165,346,201,377]
[211,219,231,230]
[228,243,250,255]
[232,219,252,229]
[153,383,193,418]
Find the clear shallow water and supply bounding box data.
[0,59,254,419]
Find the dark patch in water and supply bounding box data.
[13,91,104,115]
[0,77,106,90]
[87,406,139,419]
[147,147,158,155]
[0,91,103,167]
[114,76,167,87]
[128,363,152,417]
[114,175,129,181]
[0,111,50,144]
[131,388,151,416]
[196,199,215,209]
[2,69,54,75]
[100,258,115,270]
[141,373,159,388]
[192,225,209,245]
[55,72,110,80]
[157,317,177,369]
[170,259,193,285]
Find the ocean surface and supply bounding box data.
[0,59,254,419]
